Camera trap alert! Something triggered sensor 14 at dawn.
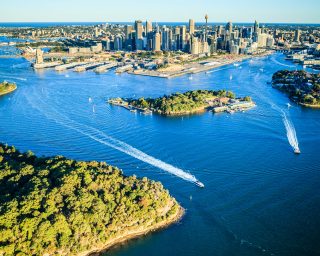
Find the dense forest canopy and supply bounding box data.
[0,81,16,95]
[272,70,320,106]
[0,144,181,256]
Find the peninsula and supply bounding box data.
[272,70,320,108]
[0,81,17,96]
[108,90,255,116]
[0,143,183,256]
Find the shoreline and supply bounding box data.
[0,84,17,96]
[79,206,185,256]
[128,51,273,79]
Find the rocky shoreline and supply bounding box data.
[80,207,185,256]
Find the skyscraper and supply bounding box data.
[204,14,208,42]
[226,21,233,33]
[189,19,195,35]
[180,26,186,50]
[254,20,259,34]
[146,21,152,34]
[135,20,143,50]
[153,32,161,51]
[294,29,301,42]
[125,25,133,39]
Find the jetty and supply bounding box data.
[74,62,105,72]
[33,61,62,69]
[115,64,133,74]
[55,62,88,71]
[94,62,118,73]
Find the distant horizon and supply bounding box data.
[1,0,320,24]
[1,21,320,25]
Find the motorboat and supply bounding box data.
[195,180,205,188]
[294,148,301,154]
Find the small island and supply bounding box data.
[108,90,255,116]
[272,70,320,108]
[0,81,17,96]
[0,143,183,256]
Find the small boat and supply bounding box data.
[294,148,301,154]
[287,103,292,108]
[195,180,205,188]
[130,109,137,113]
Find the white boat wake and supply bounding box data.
[252,73,300,154]
[270,57,295,68]
[282,111,300,153]
[26,92,202,186]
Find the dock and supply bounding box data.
[33,61,62,69]
[213,101,255,113]
[74,62,105,72]
[55,62,88,71]
[115,64,133,74]
[94,62,118,73]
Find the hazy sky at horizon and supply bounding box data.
[1,0,319,23]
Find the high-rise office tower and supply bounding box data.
[254,20,259,34]
[153,32,161,51]
[125,25,133,39]
[135,20,143,50]
[226,21,233,33]
[174,27,180,35]
[204,14,208,42]
[146,21,152,34]
[161,26,170,50]
[180,26,186,50]
[135,20,143,39]
[189,19,195,35]
[294,29,301,42]
[190,36,199,54]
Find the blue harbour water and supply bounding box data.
[1,43,320,255]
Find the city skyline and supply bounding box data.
[1,0,320,23]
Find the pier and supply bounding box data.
[55,62,88,71]
[74,62,105,72]
[94,62,118,73]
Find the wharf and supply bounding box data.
[74,62,105,72]
[55,62,88,71]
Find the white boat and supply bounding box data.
[294,148,301,154]
[195,181,205,188]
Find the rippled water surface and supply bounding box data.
[1,50,320,256]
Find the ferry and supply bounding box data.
[195,181,205,188]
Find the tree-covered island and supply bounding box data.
[108,90,255,116]
[272,70,320,108]
[0,143,183,256]
[0,81,17,96]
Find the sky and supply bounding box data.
[1,0,320,23]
